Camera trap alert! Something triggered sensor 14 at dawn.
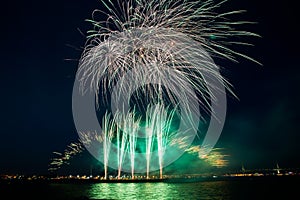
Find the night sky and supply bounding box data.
[1,0,299,175]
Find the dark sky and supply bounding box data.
[0,0,299,175]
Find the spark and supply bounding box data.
[48,142,84,171]
[186,145,229,168]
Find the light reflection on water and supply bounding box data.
[87,182,231,200]
[4,178,298,199]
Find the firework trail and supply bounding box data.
[186,145,229,168]
[143,103,177,178]
[48,130,104,172]
[116,109,141,179]
[48,142,84,171]
[101,112,115,179]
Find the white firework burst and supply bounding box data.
[77,0,260,115]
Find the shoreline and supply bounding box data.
[1,174,300,184]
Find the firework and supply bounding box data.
[101,112,115,179]
[143,103,177,178]
[69,0,259,177]
[115,109,141,179]
[48,142,84,171]
[186,145,229,168]
[77,0,260,113]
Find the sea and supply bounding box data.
[1,177,299,199]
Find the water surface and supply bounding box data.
[2,178,298,199]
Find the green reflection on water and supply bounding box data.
[89,183,176,199]
[87,182,230,200]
